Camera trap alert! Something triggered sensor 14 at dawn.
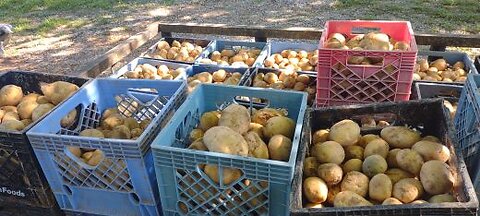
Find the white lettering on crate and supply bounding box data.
[0,186,26,197]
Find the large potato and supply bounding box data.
[380,126,421,148]
[303,157,319,178]
[243,131,269,159]
[428,193,455,203]
[40,81,79,105]
[303,177,328,203]
[364,138,389,159]
[317,163,343,186]
[362,155,388,177]
[0,85,23,106]
[268,134,292,161]
[263,116,295,139]
[369,174,392,202]
[341,171,369,197]
[420,160,454,195]
[385,168,414,184]
[312,141,345,164]
[312,129,329,144]
[329,120,360,146]
[218,104,250,134]
[203,126,248,156]
[396,149,424,176]
[342,159,363,173]
[412,140,450,162]
[345,145,364,160]
[334,191,373,207]
[17,101,38,120]
[392,178,424,203]
[387,149,401,168]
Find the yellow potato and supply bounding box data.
[110,125,131,139]
[428,193,455,203]
[380,126,421,148]
[218,104,250,135]
[312,141,345,164]
[188,138,208,151]
[303,157,319,178]
[364,138,389,159]
[199,111,220,131]
[411,200,428,204]
[362,155,388,177]
[385,168,414,184]
[358,134,380,148]
[189,128,204,143]
[263,116,295,139]
[420,160,454,195]
[303,177,328,204]
[387,149,401,168]
[329,120,360,146]
[40,81,79,105]
[79,129,105,138]
[203,126,248,156]
[31,103,55,122]
[312,129,329,144]
[2,111,19,122]
[243,131,269,159]
[345,145,364,160]
[101,114,124,130]
[317,163,343,186]
[392,178,424,203]
[248,122,265,139]
[268,134,292,161]
[326,184,341,205]
[412,140,450,162]
[369,174,392,202]
[342,159,363,173]
[341,171,369,197]
[334,191,373,207]
[0,120,25,131]
[204,165,241,185]
[396,149,424,176]
[251,108,286,126]
[0,85,23,106]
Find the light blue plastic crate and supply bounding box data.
[195,40,268,68]
[26,79,187,216]
[111,57,193,80]
[261,41,318,73]
[188,64,250,84]
[454,74,480,195]
[417,50,478,84]
[151,84,307,216]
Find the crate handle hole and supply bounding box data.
[129,192,140,205]
[60,105,83,130]
[64,147,105,170]
[232,96,270,110]
[126,88,160,106]
[63,185,73,195]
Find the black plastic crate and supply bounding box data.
[475,55,480,73]
[411,82,463,100]
[290,99,478,215]
[0,71,89,215]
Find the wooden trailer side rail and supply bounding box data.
[77,22,480,78]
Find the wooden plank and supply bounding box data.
[158,23,480,47]
[76,22,160,78]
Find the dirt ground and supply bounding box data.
[0,0,479,75]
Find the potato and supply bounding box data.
[303,177,328,203]
[345,145,364,160]
[329,120,360,146]
[130,128,143,138]
[204,165,242,185]
[428,193,455,203]
[1,106,17,113]
[387,149,401,168]
[317,163,343,186]
[59,109,77,128]
[212,69,227,82]
[396,149,424,176]
[312,141,345,164]
[2,111,19,122]
[251,108,286,126]
[0,85,23,106]
[263,116,295,139]
[362,155,388,177]
[86,149,104,166]
[79,129,105,138]
[358,134,380,148]
[303,157,319,178]
[101,114,124,130]
[110,125,131,139]
[382,197,403,205]
[203,126,248,156]
[81,151,93,161]
[385,168,414,184]
[20,93,40,104]
[0,120,25,131]
[364,138,389,159]
[268,134,292,161]
[411,200,428,204]
[40,81,79,105]
[189,128,204,143]
[304,203,323,209]
[36,96,49,104]
[369,174,392,202]
[342,159,363,173]
[248,123,264,139]
[31,103,55,122]
[381,126,421,148]
[199,111,220,131]
[341,171,369,197]
[101,108,118,120]
[244,131,269,159]
[188,138,208,151]
[430,59,448,71]
[393,178,424,203]
[420,160,454,195]
[67,146,82,158]
[20,118,32,127]
[334,191,373,207]
[412,140,450,162]
[218,104,250,135]
[326,184,341,205]
[264,72,279,84]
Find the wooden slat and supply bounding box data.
[158,23,480,47]
[76,22,160,78]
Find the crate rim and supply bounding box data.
[141,36,213,64]
[110,57,193,79]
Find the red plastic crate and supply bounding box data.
[316,20,418,107]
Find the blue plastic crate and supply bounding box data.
[111,57,193,80]
[188,64,250,84]
[195,40,268,68]
[151,84,307,216]
[261,41,318,73]
[142,37,212,64]
[26,79,187,216]
[416,50,478,84]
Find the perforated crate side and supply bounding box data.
[262,41,318,74]
[151,84,307,216]
[27,79,187,158]
[413,82,463,100]
[195,40,269,68]
[141,37,212,64]
[110,57,193,80]
[291,99,478,215]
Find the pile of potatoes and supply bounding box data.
[77,107,152,140]
[263,49,318,72]
[414,58,467,82]
[67,147,104,167]
[187,70,243,93]
[303,119,456,208]
[122,63,186,80]
[325,32,410,65]
[144,40,204,63]
[198,47,262,67]
[0,81,80,131]
[187,104,295,184]
[252,71,316,104]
